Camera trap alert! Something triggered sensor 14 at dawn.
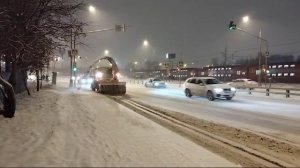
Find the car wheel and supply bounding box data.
[226,97,232,100]
[185,89,192,97]
[207,91,215,101]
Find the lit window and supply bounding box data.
[218,68,221,70]
[284,73,288,76]
[215,68,217,70]
[272,74,276,76]
[201,72,204,75]
[278,65,282,68]
[284,65,289,68]
[237,71,241,75]
[217,74,220,77]
[290,73,295,76]
[278,73,282,76]
[272,65,276,68]
[290,64,295,68]
[221,74,224,77]
[242,72,246,75]
[228,67,231,70]
[221,68,224,70]
[269,66,272,68]
[228,74,231,77]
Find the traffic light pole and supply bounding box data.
[235,27,269,86]
[68,24,128,88]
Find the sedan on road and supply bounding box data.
[144,78,167,88]
[183,77,236,101]
[228,78,258,89]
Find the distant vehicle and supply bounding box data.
[183,77,236,101]
[78,75,93,85]
[228,78,258,88]
[144,78,167,88]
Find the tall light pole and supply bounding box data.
[229,16,269,86]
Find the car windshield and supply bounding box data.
[204,78,222,85]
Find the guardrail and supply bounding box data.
[239,86,300,98]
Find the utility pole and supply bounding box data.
[221,47,228,82]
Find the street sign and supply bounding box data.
[265,51,269,57]
[164,62,170,68]
[71,49,78,56]
[178,61,184,68]
[166,53,176,59]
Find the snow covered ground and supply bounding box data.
[125,81,300,144]
[0,77,237,167]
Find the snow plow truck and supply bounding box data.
[89,56,126,95]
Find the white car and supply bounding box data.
[144,78,167,88]
[183,77,236,101]
[228,78,258,88]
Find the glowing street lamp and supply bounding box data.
[104,50,109,55]
[134,61,138,65]
[143,40,148,47]
[89,5,96,13]
[243,15,249,23]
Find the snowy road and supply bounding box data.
[125,83,300,144]
[0,79,237,167]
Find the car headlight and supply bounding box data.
[95,72,103,78]
[214,88,223,93]
[231,87,236,92]
[154,82,159,86]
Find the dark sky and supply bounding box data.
[75,0,300,69]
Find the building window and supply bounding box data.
[217,74,220,77]
[272,65,276,68]
[221,74,224,77]
[201,72,204,76]
[284,73,288,76]
[277,73,282,77]
[221,68,224,70]
[228,74,231,77]
[290,73,295,76]
[242,72,246,75]
[278,65,283,68]
[284,65,289,68]
[269,66,272,68]
[237,71,241,75]
[272,74,276,76]
[290,64,295,68]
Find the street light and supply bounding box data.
[143,40,148,47]
[243,15,249,23]
[89,5,96,13]
[134,61,138,65]
[104,50,109,56]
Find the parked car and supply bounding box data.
[144,78,167,88]
[183,77,236,101]
[228,78,258,88]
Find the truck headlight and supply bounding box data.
[214,88,223,93]
[116,72,121,78]
[95,72,103,78]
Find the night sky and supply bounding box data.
[72,0,300,70]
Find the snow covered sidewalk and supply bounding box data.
[0,80,237,167]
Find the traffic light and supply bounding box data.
[229,21,236,30]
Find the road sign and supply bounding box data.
[164,62,170,68]
[166,53,176,59]
[178,61,184,68]
[71,49,78,56]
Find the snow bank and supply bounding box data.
[0,77,237,167]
